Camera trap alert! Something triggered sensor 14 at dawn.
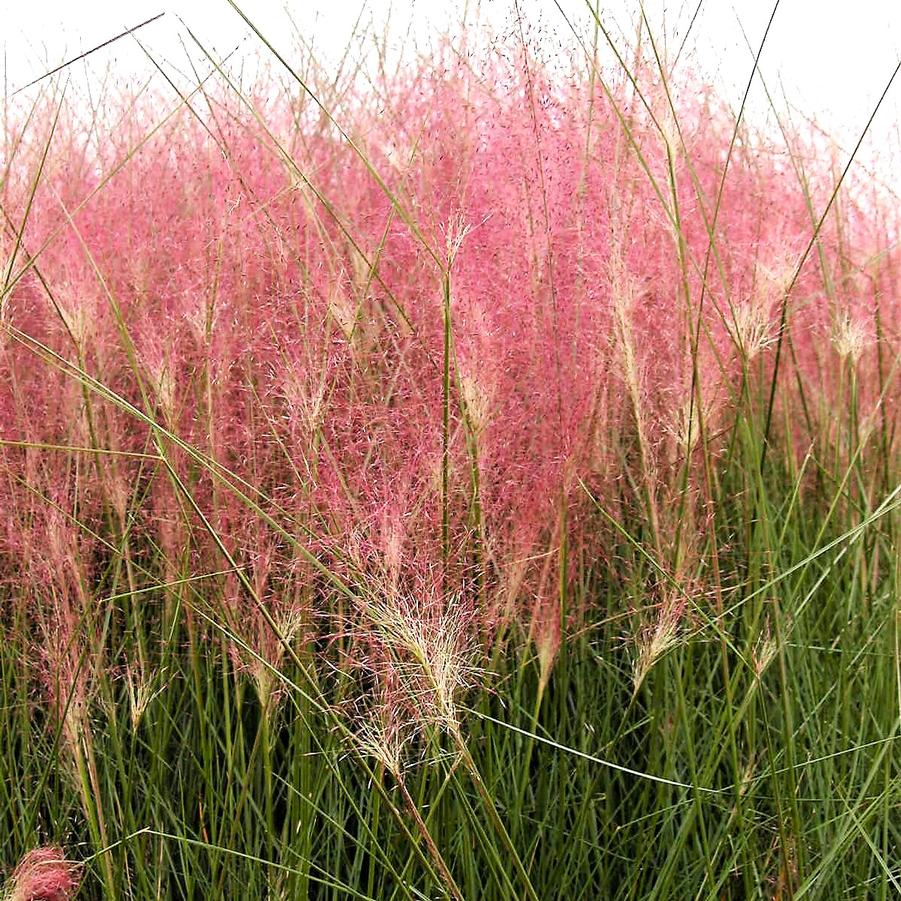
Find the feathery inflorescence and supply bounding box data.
[3,847,80,901]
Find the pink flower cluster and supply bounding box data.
[4,847,80,901]
[1,38,897,698]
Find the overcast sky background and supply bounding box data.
[2,1,900,179]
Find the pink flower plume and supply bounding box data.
[5,847,80,901]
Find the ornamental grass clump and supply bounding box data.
[0,5,899,897]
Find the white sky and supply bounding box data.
[2,1,900,178]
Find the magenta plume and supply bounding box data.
[4,847,81,901]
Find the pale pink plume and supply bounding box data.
[5,847,80,901]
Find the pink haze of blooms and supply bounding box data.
[0,35,897,709]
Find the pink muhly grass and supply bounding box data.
[0,26,898,704]
[3,847,81,901]
[219,526,314,707]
